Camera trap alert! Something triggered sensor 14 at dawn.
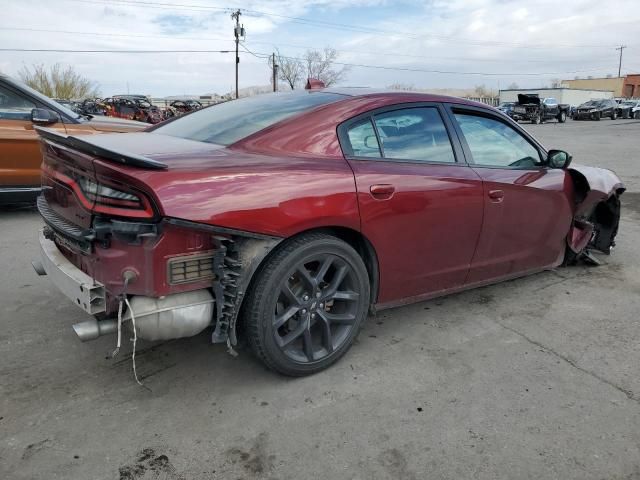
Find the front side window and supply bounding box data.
[454,113,542,169]
[372,107,456,163]
[0,84,36,120]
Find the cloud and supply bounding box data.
[0,0,638,96]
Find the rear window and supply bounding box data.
[153,91,344,145]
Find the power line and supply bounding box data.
[61,0,623,50]
[0,48,232,53]
[244,48,620,77]
[2,27,633,66]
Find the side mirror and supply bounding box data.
[547,149,572,169]
[364,135,379,150]
[31,108,60,125]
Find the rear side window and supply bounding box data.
[373,108,455,163]
[344,107,456,163]
[346,119,381,158]
[153,91,344,146]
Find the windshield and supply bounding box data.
[153,91,345,145]
[499,103,514,108]
[622,101,636,106]
[6,76,83,121]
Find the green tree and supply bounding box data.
[18,63,100,100]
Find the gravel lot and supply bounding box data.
[1,119,639,480]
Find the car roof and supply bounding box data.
[319,87,493,109]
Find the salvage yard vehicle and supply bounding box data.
[170,99,203,115]
[512,94,570,124]
[620,99,640,119]
[0,75,147,204]
[103,97,164,124]
[32,87,624,376]
[574,99,618,120]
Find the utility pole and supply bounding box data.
[616,45,627,78]
[231,9,245,99]
[272,52,278,92]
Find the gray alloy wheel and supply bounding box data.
[243,233,370,376]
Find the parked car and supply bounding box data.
[33,88,624,376]
[512,94,570,124]
[615,100,634,119]
[574,99,618,120]
[102,97,164,124]
[0,75,147,204]
[497,102,516,118]
[170,99,203,115]
[619,100,640,119]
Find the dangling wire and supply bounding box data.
[111,298,124,358]
[124,296,144,387]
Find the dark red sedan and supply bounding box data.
[33,88,624,376]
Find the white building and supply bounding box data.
[499,88,613,107]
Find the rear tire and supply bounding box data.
[611,110,618,120]
[242,233,370,376]
[532,113,541,124]
[558,111,567,123]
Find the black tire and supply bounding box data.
[558,111,567,123]
[532,114,541,124]
[595,112,601,121]
[242,232,371,376]
[635,111,640,119]
[611,110,617,120]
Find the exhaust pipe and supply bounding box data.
[72,318,117,342]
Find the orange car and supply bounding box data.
[0,75,147,204]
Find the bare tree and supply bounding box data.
[18,63,100,100]
[387,83,416,91]
[303,48,349,87]
[270,49,303,90]
[549,78,563,88]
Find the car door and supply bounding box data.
[543,98,558,118]
[339,104,484,306]
[445,105,573,285]
[0,82,67,192]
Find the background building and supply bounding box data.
[499,87,613,106]
[561,74,640,97]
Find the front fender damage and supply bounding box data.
[566,165,625,261]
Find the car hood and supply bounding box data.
[517,94,540,105]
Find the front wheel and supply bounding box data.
[532,114,541,124]
[242,233,371,376]
[558,111,567,123]
[611,110,618,120]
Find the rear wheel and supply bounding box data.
[532,113,541,124]
[558,111,567,123]
[243,233,370,376]
[611,109,618,120]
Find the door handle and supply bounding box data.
[488,189,504,202]
[370,184,395,198]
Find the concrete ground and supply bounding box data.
[1,119,639,480]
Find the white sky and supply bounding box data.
[1,0,638,97]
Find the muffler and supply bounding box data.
[71,290,214,342]
[73,318,117,342]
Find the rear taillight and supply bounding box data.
[43,164,156,219]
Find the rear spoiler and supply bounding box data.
[35,126,168,170]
